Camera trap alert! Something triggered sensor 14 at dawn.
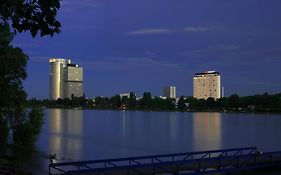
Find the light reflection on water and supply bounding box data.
[192,112,221,150]
[34,109,281,174]
[48,109,83,161]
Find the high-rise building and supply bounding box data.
[164,86,176,99]
[49,58,83,100]
[193,70,221,100]
[65,64,83,98]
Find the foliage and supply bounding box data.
[0,112,9,145]
[0,23,28,144]
[140,92,153,108]
[228,94,240,108]
[128,92,137,108]
[0,24,27,107]
[13,107,44,145]
[178,96,187,111]
[95,96,110,108]
[0,27,45,145]
[27,92,281,112]
[111,95,121,108]
[121,96,129,107]
[0,0,59,144]
[0,0,61,37]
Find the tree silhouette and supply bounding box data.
[0,0,61,145]
[0,0,61,37]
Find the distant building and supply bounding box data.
[193,70,221,100]
[119,93,130,99]
[159,96,167,100]
[163,86,176,99]
[119,92,137,99]
[49,58,83,100]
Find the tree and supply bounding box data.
[128,92,137,108]
[141,92,153,108]
[13,107,44,145]
[163,98,175,110]
[0,24,27,144]
[206,97,216,108]
[178,96,187,111]
[228,94,240,108]
[152,97,164,109]
[0,0,61,37]
[0,24,44,145]
[217,97,228,108]
[86,99,94,108]
[110,95,121,108]
[121,96,129,106]
[0,113,8,145]
[0,0,61,145]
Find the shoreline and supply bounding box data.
[42,106,281,114]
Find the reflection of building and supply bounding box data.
[164,86,176,99]
[49,58,83,100]
[48,109,83,160]
[192,113,221,150]
[193,70,221,100]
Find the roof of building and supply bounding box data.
[67,64,80,67]
[194,70,220,76]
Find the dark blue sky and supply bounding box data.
[13,0,281,98]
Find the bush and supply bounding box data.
[13,107,44,145]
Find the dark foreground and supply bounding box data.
[0,156,32,175]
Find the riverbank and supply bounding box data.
[0,145,42,175]
[0,155,32,175]
[44,106,281,114]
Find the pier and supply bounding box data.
[49,147,281,175]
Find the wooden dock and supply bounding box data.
[49,147,281,175]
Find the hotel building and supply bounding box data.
[193,71,221,100]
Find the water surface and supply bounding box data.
[34,109,281,174]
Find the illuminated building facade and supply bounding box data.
[49,58,83,100]
[164,86,176,99]
[65,64,83,98]
[193,71,221,100]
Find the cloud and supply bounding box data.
[125,26,212,36]
[61,0,104,12]
[125,28,174,35]
[184,27,210,32]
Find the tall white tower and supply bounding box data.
[49,58,71,100]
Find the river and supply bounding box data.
[30,109,281,174]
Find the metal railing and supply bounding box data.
[49,147,258,174]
